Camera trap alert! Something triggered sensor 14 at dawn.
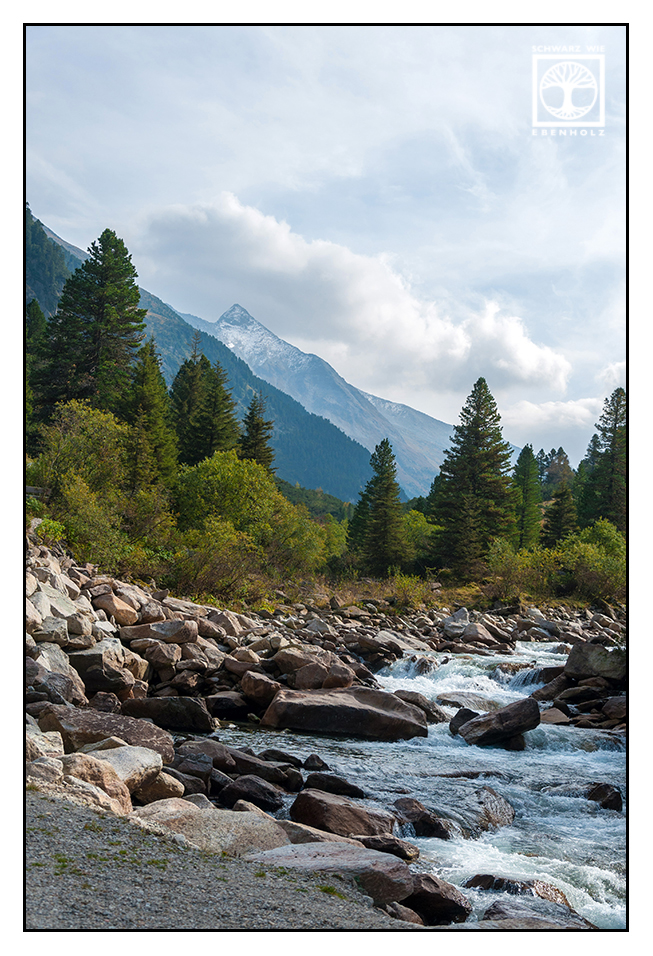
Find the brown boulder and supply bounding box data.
[121,696,215,732]
[289,788,395,837]
[402,873,472,925]
[59,752,133,813]
[37,703,174,762]
[92,592,139,625]
[458,697,540,748]
[218,774,285,812]
[353,834,420,862]
[244,842,414,906]
[261,686,428,741]
[564,643,626,683]
[240,670,281,706]
[393,797,459,839]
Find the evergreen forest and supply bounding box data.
[25,216,627,609]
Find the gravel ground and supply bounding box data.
[25,789,418,931]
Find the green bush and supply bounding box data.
[486,520,626,603]
[162,517,262,600]
[56,472,128,571]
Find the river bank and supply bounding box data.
[25,535,626,930]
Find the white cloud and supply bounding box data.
[136,193,572,401]
[596,361,626,390]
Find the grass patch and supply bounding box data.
[317,884,346,899]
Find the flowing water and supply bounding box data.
[215,640,627,929]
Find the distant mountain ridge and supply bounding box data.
[174,303,455,498]
[27,215,374,502]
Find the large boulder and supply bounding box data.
[261,686,428,741]
[244,842,415,906]
[564,643,627,683]
[457,697,540,748]
[84,743,163,793]
[28,644,88,706]
[58,752,133,813]
[121,697,215,732]
[129,798,290,856]
[218,775,285,813]
[393,797,460,839]
[400,873,472,925]
[37,703,175,762]
[290,788,395,837]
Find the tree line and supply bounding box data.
[347,376,625,600]
[25,225,626,604]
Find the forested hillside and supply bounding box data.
[26,212,373,502]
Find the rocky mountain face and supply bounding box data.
[176,304,456,499]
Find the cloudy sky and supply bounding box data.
[25,23,626,464]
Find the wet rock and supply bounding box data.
[393,797,459,839]
[393,689,448,723]
[204,691,250,720]
[402,872,473,925]
[480,897,596,929]
[449,707,480,735]
[353,834,420,862]
[457,697,540,748]
[587,782,623,811]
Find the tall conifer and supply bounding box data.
[239,393,276,473]
[512,444,542,550]
[33,229,146,418]
[432,378,515,576]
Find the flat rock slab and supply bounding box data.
[37,703,175,762]
[261,686,428,740]
[130,798,290,856]
[244,842,414,905]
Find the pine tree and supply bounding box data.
[169,350,211,466]
[192,360,241,461]
[541,447,574,498]
[542,485,578,548]
[577,388,626,532]
[123,339,178,490]
[32,229,146,418]
[431,378,516,576]
[512,444,542,549]
[350,439,409,576]
[239,393,276,473]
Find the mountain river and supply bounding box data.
[214,639,626,929]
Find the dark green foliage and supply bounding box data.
[431,378,516,576]
[351,439,411,576]
[169,341,240,466]
[32,229,147,418]
[537,446,575,498]
[542,485,578,548]
[275,478,354,522]
[25,205,71,316]
[239,393,276,474]
[512,444,542,549]
[576,388,627,533]
[123,339,178,490]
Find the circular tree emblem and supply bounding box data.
[539,61,598,120]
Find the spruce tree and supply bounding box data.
[124,339,178,490]
[350,439,409,576]
[192,360,241,461]
[169,349,211,466]
[542,485,578,547]
[239,393,276,473]
[579,387,627,533]
[33,229,146,418]
[431,377,516,576]
[512,444,542,549]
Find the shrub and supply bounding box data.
[389,571,433,609]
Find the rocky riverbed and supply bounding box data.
[25,532,627,930]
